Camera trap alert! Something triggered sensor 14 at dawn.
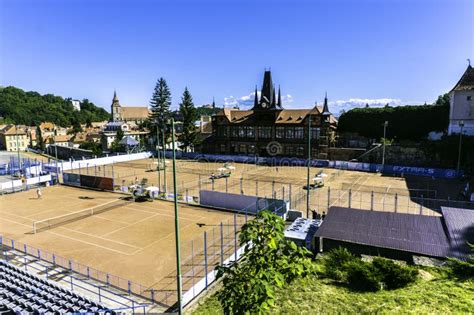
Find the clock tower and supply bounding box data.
[111,90,122,122]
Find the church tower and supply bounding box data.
[252,70,284,110]
[111,90,122,122]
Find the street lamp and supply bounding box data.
[15,125,21,174]
[456,120,464,174]
[381,121,389,171]
[170,118,183,314]
[306,114,311,218]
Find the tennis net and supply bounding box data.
[33,198,130,234]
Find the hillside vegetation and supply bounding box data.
[338,94,449,140]
[0,86,110,127]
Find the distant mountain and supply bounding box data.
[0,86,110,127]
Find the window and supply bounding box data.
[220,144,226,152]
[238,126,246,137]
[246,126,255,138]
[248,145,256,154]
[276,127,285,139]
[296,146,304,156]
[468,96,472,101]
[258,127,272,139]
[239,144,246,153]
[218,126,228,137]
[286,127,294,139]
[294,127,304,139]
[231,127,239,137]
[286,145,294,155]
[311,128,321,139]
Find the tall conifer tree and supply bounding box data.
[178,87,198,152]
[149,78,172,144]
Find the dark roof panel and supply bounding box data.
[315,207,451,258]
[452,65,474,91]
[441,207,474,260]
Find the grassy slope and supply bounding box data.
[190,267,473,314]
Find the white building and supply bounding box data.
[448,64,474,135]
[71,100,81,111]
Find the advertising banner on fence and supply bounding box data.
[80,174,114,191]
[63,172,81,187]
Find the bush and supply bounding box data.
[346,261,382,292]
[372,258,417,289]
[323,247,358,281]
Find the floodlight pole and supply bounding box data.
[381,121,388,171]
[156,123,161,191]
[456,120,464,174]
[171,118,183,314]
[306,114,311,218]
[15,125,21,172]
[162,124,167,193]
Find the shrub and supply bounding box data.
[346,261,382,292]
[372,257,417,289]
[447,243,474,279]
[323,247,358,281]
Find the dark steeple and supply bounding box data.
[212,97,216,108]
[322,92,331,115]
[277,86,282,108]
[272,84,276,107]
[259,70,274,107]
[253,86,258,108]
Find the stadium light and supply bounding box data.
[171,118,183,314]
[381,121,388,171]
[457,120,464,174]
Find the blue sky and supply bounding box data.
[1,0,473,114]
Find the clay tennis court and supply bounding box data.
[68,158,444,216]
[0,185,238,304]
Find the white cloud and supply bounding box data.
[329,98,403,116]
[223,91,293,109]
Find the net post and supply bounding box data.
[420,194,424,215]
[282,186,285,201]
[256,180,258,196]
[240,177,243,195]
[327,187,331,210]
[371,191,374,210]
[225,177,228,193]
[394,193,398,213]
[272,181,275,198]
[348,189,352,208]
[212,178,215,191]
[289,183,292,207]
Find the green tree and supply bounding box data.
[216,211,315,314]
[111,129,125,152]
[149,78,171,146]
[178,87,198,152]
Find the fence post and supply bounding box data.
[37,249,41,260]
[151,289,155,304]
[87,267,90,279]
[371,191,374,210]
[272,181,275,198]
[282,186,285,201]
[225,177,228,193]
[256,180,258,196]
[23,245,27,270]
[128,280,131,295]
[327,187,331,210]
[348,189,352,208]
[240,177,243,195]
[289,183,292,207]
[420,194,424,215]
[204,232,208,288]
[191,239,195,296]
[186,188,189,203]
[394,193,398,213]
[234,213,237,262]
[69,260,72,272]
[53,254,56,266]
[220,222,224,266]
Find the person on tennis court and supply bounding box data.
[36,187,42,199]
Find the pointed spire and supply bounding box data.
[277,85,282,108]
[212,97,216,108]
[253,85,259,108]
[272,84,276,106]
[113,90,118,102]
[322,92,330,115]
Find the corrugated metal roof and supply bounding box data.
[315,207,451,258]
[441,207,474,260]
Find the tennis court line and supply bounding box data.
[57,226,141,250]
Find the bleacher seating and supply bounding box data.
[0,260,114,314]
